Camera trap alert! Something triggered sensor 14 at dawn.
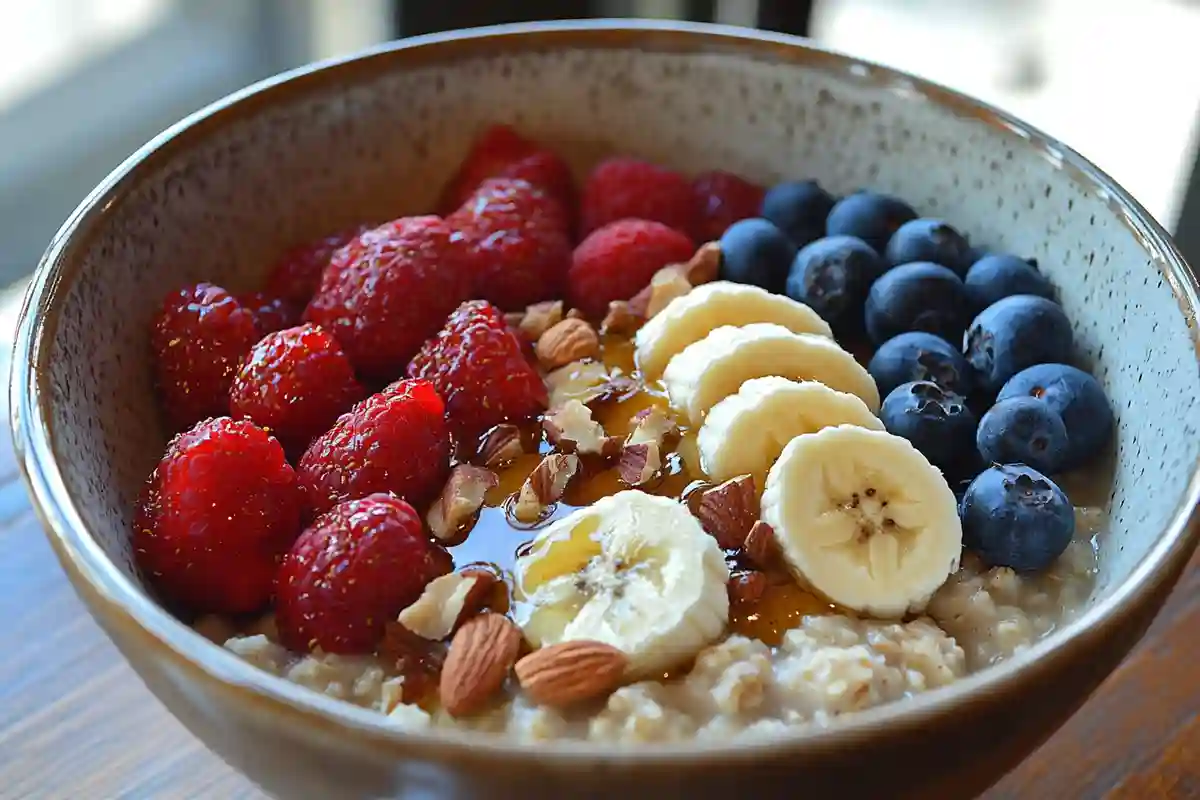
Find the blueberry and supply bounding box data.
[717,218,797,293]
[863,262,971,345]
[997,363,1113,470]
[785,235,884,329]
[965,253,1056,311]
[825,191,918,253]
[760,180,837,247]
[964,295,1073,395]
[867,331,972,398]
[976,397,1069,475]
[884,218,973,276]
[880,381,978,477]
[959,464,1075,572]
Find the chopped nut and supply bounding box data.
[543,400,621,456]
[397,569,498,640]
[477,424,525,468]
[681,241,721,285]
[504,311,526,331]
[427,465,499,542]
[566,308,586,320]
[378,623,447,704]
[627,406,679,448]
[617,442,661,486]
[742,520,779,569]
[601,300,643,336]
[728,571,768,607]
[535,318,600,370]
[518,300,564,341]
[628,265,692,319]
[695,475,759,549]
[545,361,610,409]
[513,453,581,523]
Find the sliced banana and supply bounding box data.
[634,281,833,380]
[698,377,885,483]
[662,323,881,424]
[513,490,729,678]
[761,425,962,618]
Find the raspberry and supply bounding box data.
[568,219,696,318]
[133,417,302,615]
[230,324,365,454]
[447,178,573,311]
[275,493,451,654]
[150,283,260,431]
[303,216,472,381]
[496,150,576,222]
[238,291,301,336]
[407,300,547,439]
[263,226,365,306]
[690,170,766,242]
[297,379,451,519]
[437,124,538,214]
[579,157,697,237]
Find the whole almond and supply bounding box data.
[439,613,522,717]
[515,641,628,708]
[535,318,600,370]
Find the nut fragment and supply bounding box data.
[742,520,779,569]
[513,453,581,523]
[543,400,621,456]
[504,311,526,330]
[478,424,525,468]
[617,442,661,486]
[727,571,768,607]
[629,265,692,319]
[535,318,600,370]
[427,465,499,541]
[515,641,629,708]
[518,300,564,340]
[566,307,586,321]
[545,360,610,409]
[378,623,446,704]
[695,475,759,549]
[439,613,522,717]
[397,569,497,640]
[601,300,643,336]
[681,241,721,285]
[627,406,679,448]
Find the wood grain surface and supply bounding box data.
[0,281,1195,799]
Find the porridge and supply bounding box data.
[137,125,1109,743]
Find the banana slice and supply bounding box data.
[662,323,881,424]
[698,377,885,483]
[513,490,729,678]
[761,425,962,618]
[634,281,833,380]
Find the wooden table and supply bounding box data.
[0,281,1195,799]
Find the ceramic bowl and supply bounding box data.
[11,19,1200,800]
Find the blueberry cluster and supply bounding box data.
[717,184,1114,574]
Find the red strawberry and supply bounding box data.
[297,379,451,520]
[407,300,547,439]
[230,324,365,455]
[691,170,766,242]
[264,226,366,306]
[439,125,576,218]
[303,216,472,381]
[275,493,451,654]
[579,157,697,237]
[447,177,573,311]
[238,291,301,336]
[133,417,302,615]
[497,150,576,223]
[150,283,260,431]
[568,219,696,318]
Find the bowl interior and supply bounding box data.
[29,28,1200,685]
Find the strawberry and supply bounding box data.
[496,151,576,225]
[438,124,576,219]
[150,283,260,431]
[133,417,302,615]
[303,216,473,381]
[275,493,451,654]
[690,170,766,242]
[263,226,366,307]
[238,291,301,336]
[229,324,365,455]
[296,378,451,520]
[447,177,573,311]
[407,300,547,439]
[579,157,697,237]
[568,219,696,318]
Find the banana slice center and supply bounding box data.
[814,465,921,584]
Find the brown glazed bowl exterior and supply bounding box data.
[10,19,1200,800]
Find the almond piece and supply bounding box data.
[518,300,564,341]
[439,613,522,717]
[743,520,779,569]
[515,641,628,708]
[629,265,692,319]
[545,360,610,409]
[682,241,721,285]
[397,569,498,640]
[513,453,580,523]
[728,571,768,608]
[427,465,499,542]
[601,300,643,336]
[478,424,525,469]
[543,400,620,456]
[617,442,661,486]
[535,318,600,370]
[695,475,759,549]
[566,308,586,321]
[627,406,679,448]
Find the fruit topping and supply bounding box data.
[825,190,918,253]
[964,294,1074,394]
[977,397,1070,475]
[959,464,1075,572]
[238,291,302,336]
[690,170,766,243]
[264,226,366,306]
[864,261,971,346]
[996,363,1113,469]
[717,217,796,293]
[579,156,696,237]
[867,331,972,399]
[884,218,973,276]
[568,219,696,319]
[964,253,1056,310]
[760,179,837,248]
[786,234,885,331]
[879,381,979,480]
[438,124,573,215]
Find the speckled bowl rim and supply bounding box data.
[10,19,1200,766]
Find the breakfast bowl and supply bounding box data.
[11,18,1200,800]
